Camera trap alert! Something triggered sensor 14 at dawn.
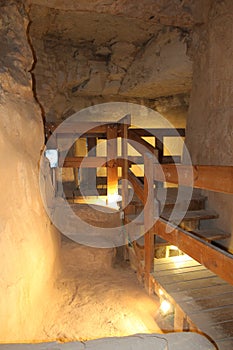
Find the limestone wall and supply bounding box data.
[186,0,233,249]
[28,3,191,124]
[0,1,60,341]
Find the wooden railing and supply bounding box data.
[46,115,185,199]
[141,153,233,287]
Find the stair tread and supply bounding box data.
[161,209,219,222]
[156,187,206,205]
[126,209,219,226]
[190,229,231,242]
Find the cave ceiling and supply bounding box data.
[27,0,200,120]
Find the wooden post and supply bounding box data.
[155,137,164,189]
[174,306,189,331]
[156,137,164,164]
[87,137,97,192]
[107,124,118,203]
[144,152,155,293]
[120,115,131,213]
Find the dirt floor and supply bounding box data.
[37,204,161,342]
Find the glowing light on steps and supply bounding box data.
[160,300,172,315]
[106,193,122,209]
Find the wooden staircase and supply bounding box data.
[125,187,230,259]
[45,116,233,284]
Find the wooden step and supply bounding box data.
[190,229,231,243]
[156,187,206,211]
[126,209,219,226]
[161,209,219,223]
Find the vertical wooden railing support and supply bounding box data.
[155,136,164,189]
[107,124,118,203]
[144,152,155,294]
[156,137,164,164]
[87,137,97,192]
[154,157,161,252]
[120,115,131,215]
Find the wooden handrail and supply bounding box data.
[129,128,185,138]
[155,219,233,286]
[61,156,143,168]
[154,164,233,194]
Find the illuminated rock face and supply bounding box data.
[0,1,60,342]
[28,2,192,123]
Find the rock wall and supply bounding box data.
[120,29,192,98]
[28,4,191,123]
[186,0,233,248]
[0,0,60,341]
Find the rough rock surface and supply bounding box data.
[120,29,192,98]
[29,0,195,27]
[28,3,192,122]
[0,0,60,342]
[186,0,233,248]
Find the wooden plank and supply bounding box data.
[203,320,233,341]
[153,255,195,265]
[171,284,233,302]
[155,219,233,286]
[181,292,233,314]
[130,128,185,137]
[155,265,205,277]
[190,305,233,324]
[191,229,231,242]
[62,156,143,168]
[157,269,215,285]
[107,124,118,201]
[215,338,233,350]
[154,258,201,270]
[163,276,226,293]
[155,164,233,194]
[161,155,181,164]
[46,122,108,135]
[161,209,219,222]
[61,156,107,168]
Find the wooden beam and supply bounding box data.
[161,155,181,164]
[155,164,233,194]
[46,122,108,135]
[107,124,118,200]
[61,156,143,168]
[155,219,233,286]
[128,129,158,156]
[130,128,185,138]
[61,156,107,168]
